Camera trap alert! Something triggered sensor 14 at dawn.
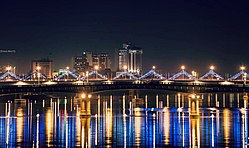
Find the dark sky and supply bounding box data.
[1,0,249,75]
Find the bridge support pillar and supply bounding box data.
[223,94,226,107]
[243,93,248,109]
[177,93,181,108]
[80,93,91,116]
[189,94,200,118]
[215,94,219,107]
[80,116,91,147]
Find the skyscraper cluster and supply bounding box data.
[73,51,111,72]
[28,42,143,78]
[118,43,143,75]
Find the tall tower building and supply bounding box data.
[93,53,111,70]
[73,51,92,72]
[118,43,143,74]
[31,59,53,78]
[73,51,111,72]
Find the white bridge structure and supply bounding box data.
[0,65,248,83]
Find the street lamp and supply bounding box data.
[94,65,99,79]
[123,65,127,71]
[81,93,86,99]
[152,66,156,70]
[192,70,197,79]
[36,66,41,85]
[86,71,89,83]
[243,73,247,85]
[210,65,215,80]
[241,66,245,71]
[66,67,70,81]
[241,66,246,81]
[13,67,16,75]
[123,65,127,79]
[210,65,215,70]
[181,65,185,79]
[6,66,11,72]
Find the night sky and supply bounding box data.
[1,0,249,75]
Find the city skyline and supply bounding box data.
[1,1,249,74]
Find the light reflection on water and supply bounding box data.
[0,92,248,147]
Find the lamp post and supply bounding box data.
[241,66,246,81]
[6,66,11,72]
[36,66,41,85]
[210,65,215,80]
[152,66,156,80]
[86,71,89,83]
[123,65,127,79]
[192,71,197,80]
[94,65,99,79]
[181,65,185,80]
[243,73,247,86]
[66,66,69,81]
[13,67,16,75]
[6,66,11,80]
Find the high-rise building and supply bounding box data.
[73,51,92,72]
[31,59,53,78]
[118,43,143,74]
[73,51,111,72]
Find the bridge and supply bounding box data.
[0,65,248,83]
[0,80,249,95]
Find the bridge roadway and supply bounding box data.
[0,80,249,94]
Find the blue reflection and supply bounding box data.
[0,94,248,147]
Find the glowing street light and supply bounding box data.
[123,65,128,79]
[123,65,127,71]
[81,93,92,99]
[94,65,99,71]
[86,71,89,83]
[94,66,99,79]
[66,66,70,70]
[88,94,92,99]
[192,70,197,79]
[243,73,247,85]
[152,66,156,70]
[6,66,12,72]
[181,65,185,79]
[241,66,246,71]
[210,65,215,70]
[81,93,86,99]
[36,66,41,85]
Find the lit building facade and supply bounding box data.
[73,51,92,72]
[31,59,53,78]
[73,51,111,72]
[118,43,143,74]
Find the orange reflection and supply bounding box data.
[105,109,113,147]
[190,117,200,148]
[46,109,54,147]
[223,109,231,146]
[16,108,24,143]
[163,108,170,145]
[134,109,142,146]
[80,117,91,148]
